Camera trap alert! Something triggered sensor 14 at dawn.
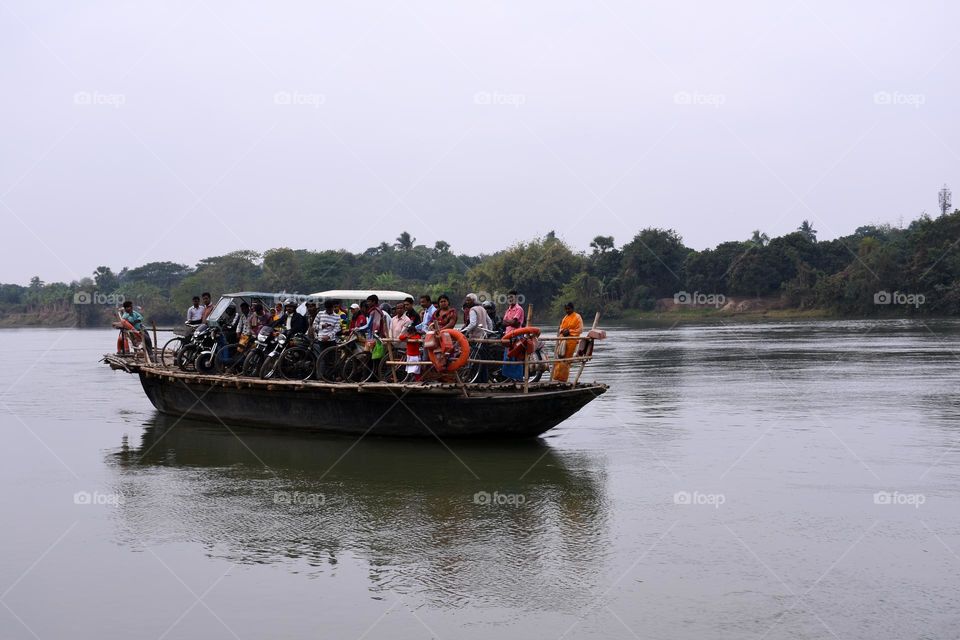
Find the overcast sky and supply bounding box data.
[1,1,957,285]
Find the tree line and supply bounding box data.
[3,210,960,326]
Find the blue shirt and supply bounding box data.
[122,310,144,331]
[416,304,436,333]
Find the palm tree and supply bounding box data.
[749,230,770,246]
[797,220,817,242]
[395,231,415,251]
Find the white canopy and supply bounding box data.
[308,289,413,302]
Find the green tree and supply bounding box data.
[589,235,615,254]
[620,228,689,303]
[122,262,192,292]
[261,248,302,292]
[468,235,584,312]
[93,266,119,293]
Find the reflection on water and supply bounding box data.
[108,415,609,610]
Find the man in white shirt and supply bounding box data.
[186,297,204,325]
[313,300,342,342]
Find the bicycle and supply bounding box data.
[315,334,364,383]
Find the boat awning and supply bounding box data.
[308,289,413,302]
[222,291,311,299]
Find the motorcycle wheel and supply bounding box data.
[241,350,265,377]
[259,355,280,379]
[279,347,316,381]
[195,350,216,374]
[177,344,200,371]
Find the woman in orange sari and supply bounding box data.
[551,302,583,382]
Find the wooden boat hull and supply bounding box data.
[136,369,606,438]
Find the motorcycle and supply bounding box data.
[259,332,317,379]
[240,326,278,377]
[175,323,221,372]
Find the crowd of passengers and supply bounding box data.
[176,291,585,382]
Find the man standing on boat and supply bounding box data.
[186,296,204,325]
[348,303,365,331]
[332,300,349,333]
[461,293,493,382]
[248,302,269,337]
[119,300,153,356]
[273,299,308,337]
[416,295,436,334]
[365,295,387,339]
[551,302,583,382]
[199,292,213,323]
[313,300,341,343]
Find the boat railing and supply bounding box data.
[379,311,605,392]
[118,311,607,393]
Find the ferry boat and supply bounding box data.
[104,291,608,438]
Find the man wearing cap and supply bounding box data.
[348,302,366,332]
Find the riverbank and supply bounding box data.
[612,295,933,323]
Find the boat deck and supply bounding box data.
[102,353,605,396]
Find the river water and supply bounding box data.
[0,321,958,639]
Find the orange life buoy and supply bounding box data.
[503,326,540,360]
[428,329,470,373]
[500,326,540,344]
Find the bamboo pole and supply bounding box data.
[522,351,529,394]
[454,370,470,398]
[386,340,398,383]
[378,355,593,367]
[151,321,158,360]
